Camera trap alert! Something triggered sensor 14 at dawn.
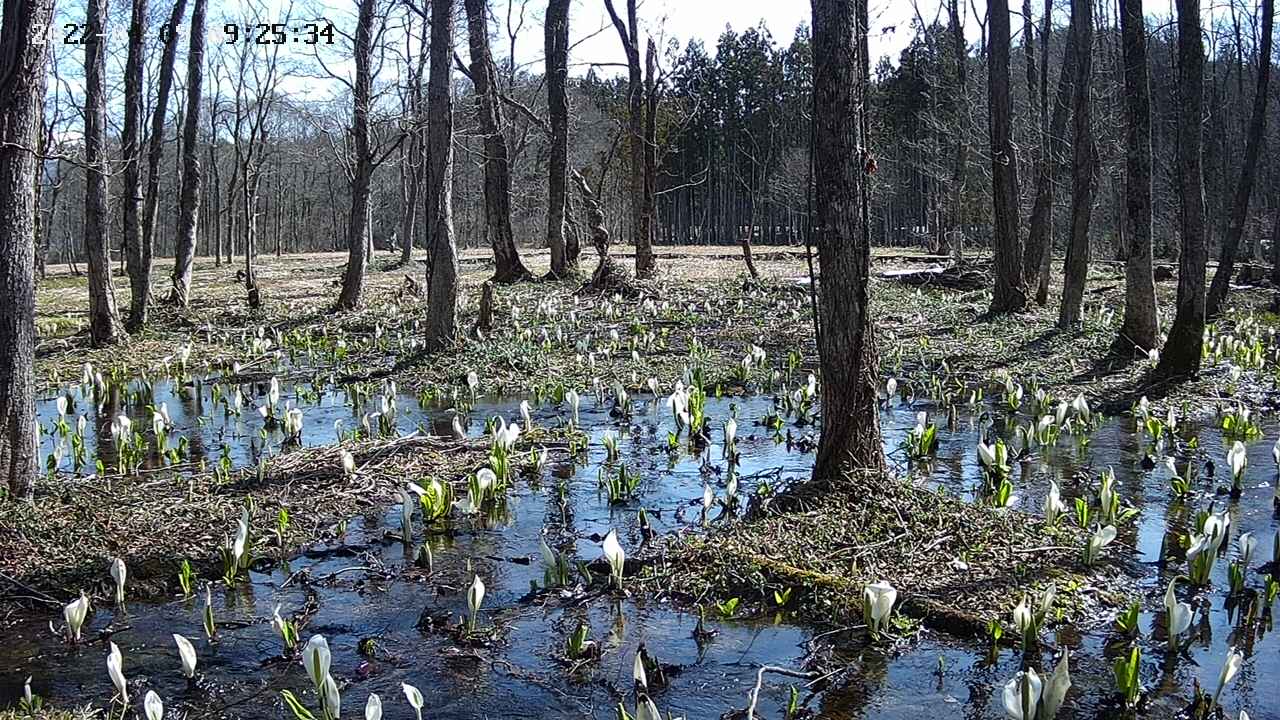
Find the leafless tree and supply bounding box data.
[424,0,459,350]
[987,0,1026,313]
[1156,0,1208,378]
[84,0,121,344]
[1115,0,1159,352]
[811,0,884,478]
[169,0,208,306]
[0,0,57,498]
[1057,0,1096,328]
[1206,0,1273,316]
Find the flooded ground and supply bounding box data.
[4,370,1278,719]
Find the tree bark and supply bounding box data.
[121,0,148,332]
[987,0,1026,313]
[604,0,655,277]
[425,0,460,351]
[945,0,967,264]
[84,0,121,345]
[141,0,188,285]
[642,38,658,273]
[1115,0,1160,352]
[463,0,530,284]
[545,0,572,278]
[0,0,55,498]
[1024,11,1078,304]
[1155,0,1208,378]
[169,0,207,306]
[337,0,377,309]
[1057,0,1095,328]
[1205,0,1273,317]
[810,0,884,479]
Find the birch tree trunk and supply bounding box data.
[1115,0,1159,352]
[84,0,121,345]
[810,0,884,479]
[0,0,55,498]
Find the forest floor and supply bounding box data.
[11,244,1276,626]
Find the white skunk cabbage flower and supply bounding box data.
[520,400,532,432]
[110,558,127,605]
[1148,348,1160,366]
[56,396,68,416]
[1239,532,1257,567]
[1012,596,1033,636]
[540,537,557,569]
[173,633,197,678]
[1272,438,1280,466]
[862,581,897,635]
[1044,481,1065,525]
[302,635,331,691]
[467,573,486,630]
[1164,579,1192,649]
[322,672,341,718]
[647,378,660,396]
[885,377,898,400]
[466,371,479,394]
[1228,440,1248,477]
[1071,394,1090,424]
[365,693,383,720]
[402,682,424,720]
[451,415,466,440]
[1085,525,1117,565]
[1002,668,1042,720]
[399,491,414,540]
[1214,647,1244,704]
[702,484,714,512]
[724,417,737,456]
[1041,653,1071,720]
[566,389,580,426]
[107,641,128,704]
[341,449,356,477]
[602,530,625,589]
[633,649,648,690]
[637,696,663,720]
[268,377,280,407]
[144,690,164,720]
[64,592,90,642]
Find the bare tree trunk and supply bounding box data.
[0,0,55,498]
[425,0,459,351]
[399,32,426,269]
[1024,11,1078,304]
[1155,0,1207,378]
[1057,0,1095,328]
[464,0,531,284]
[810,0,884,479]
[946,0,967,264]
[169,0,207,306]
[337,0,376,309]
[987,0,1026,313]
[604,0,655,277]
[1270,206,1280,285]
[84,0,121,346]
[545,0,572,278]
[642,38,658,273]
[1115,0,1159,352]
[122,0,148,332]
[1205,0,1273,317]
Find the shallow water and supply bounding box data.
[7,377,1279,719]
